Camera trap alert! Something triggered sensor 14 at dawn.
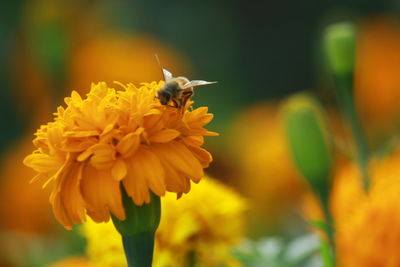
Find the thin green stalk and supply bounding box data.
[186,250,196,267]
[320,196,335,267]
[335,74,370,191]
[312,187,336,267]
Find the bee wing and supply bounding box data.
[182,80,217,89]
[162,68,174,81]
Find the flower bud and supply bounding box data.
[324,22,356,76]
[282,94,333,198]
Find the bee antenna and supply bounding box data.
[155,54,163,70]
[155,54,168,81]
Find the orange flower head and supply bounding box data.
[24,81,217,229]
[333,153,400,267]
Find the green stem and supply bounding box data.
[317,192,336,267]
[112,188,161,267]
[335,74,370,191]
[320,196,336,267]
[122,232,155,267]
[185,250,196,267]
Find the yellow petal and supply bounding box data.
[149,129,180,143]
[111,158,127,181]
[63,130,99,138]
[71,90,83,103]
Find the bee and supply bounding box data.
[155,56,217,111]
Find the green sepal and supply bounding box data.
[111,189,161,267]
[112,189,161,236]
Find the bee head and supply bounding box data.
[156,88,172,105]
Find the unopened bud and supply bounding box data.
[324,22,356,76]
[282,94,333,197]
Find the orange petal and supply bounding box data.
[152,141,203,182]
[77,145,96,162]
[29,172,48,184]
[187,146,213,168]
[182,136,204,147]
[90,144,115,169]
[149,129,180,143]
[59,163,87,225]
[161,160,191,193]
[49,158,85,229]
[123,156,151,205]
[111,158,127,181]
[139,147,166,196]
[23,153,62,173]
[143,113,163,133]
[116,131,141,158]
[62,136,98,152]
[81,164,125,222]
[123,147,166,201]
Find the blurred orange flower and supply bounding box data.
[24,81,217,229]
[306,149,400,266]
[0,138,56,234]
[69,35,187,95]
[355,17,400,144]
[46,256,90,267]
[228,102,305,233]
[332,151,400,267]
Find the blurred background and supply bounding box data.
[1,0,400,266]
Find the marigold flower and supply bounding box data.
[304,149,400,266]
[80,177,246,267]
[332,152,400,267]
[24,81,217,229]
[355,17,400,143]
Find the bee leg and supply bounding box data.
[178,98,185,111]
[171,99,180,108]
[181,91,193,112]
